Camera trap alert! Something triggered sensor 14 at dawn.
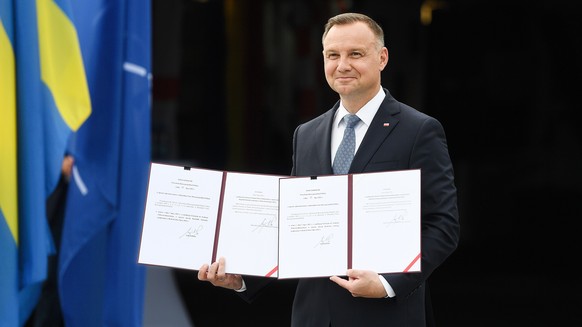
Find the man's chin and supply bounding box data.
[333,84,357,95]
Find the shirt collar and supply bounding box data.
[334,88,386,128]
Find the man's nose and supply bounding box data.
[337,56,351,71]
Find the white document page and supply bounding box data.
[278,175,349,279]
[138,163,224,270]
[351,169,421,273]
[215,172,282,277]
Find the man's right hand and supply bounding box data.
[198,257,243,290]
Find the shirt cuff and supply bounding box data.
[234,278,247,292]
[379,275,395,298]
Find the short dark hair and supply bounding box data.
[322,13,385,48]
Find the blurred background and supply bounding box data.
[150,0,581,326]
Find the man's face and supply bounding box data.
[322,22,388,101]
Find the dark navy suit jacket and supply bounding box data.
[244,89,460,327]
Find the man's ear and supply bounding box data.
[380,47,389,71]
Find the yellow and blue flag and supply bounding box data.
[1,0,91,325]
[58,0,151,325]
[0,0,19,324]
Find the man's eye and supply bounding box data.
[351,52,363,58]
[327,53,339,59]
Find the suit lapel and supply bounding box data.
[350,91,401,173]
[316,106,338,175]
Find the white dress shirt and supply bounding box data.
[331,87,386,167]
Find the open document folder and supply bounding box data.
[138,162,420,279]
[138,163,281,277]
[277,170,421,279]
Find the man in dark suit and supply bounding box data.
[199,12,459,327]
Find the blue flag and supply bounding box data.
[58,0,151,325]
[1,0,91,325]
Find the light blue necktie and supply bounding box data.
[332,114,360,175]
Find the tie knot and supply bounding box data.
[344,114,360,129]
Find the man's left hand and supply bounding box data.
[329,269,387,298]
